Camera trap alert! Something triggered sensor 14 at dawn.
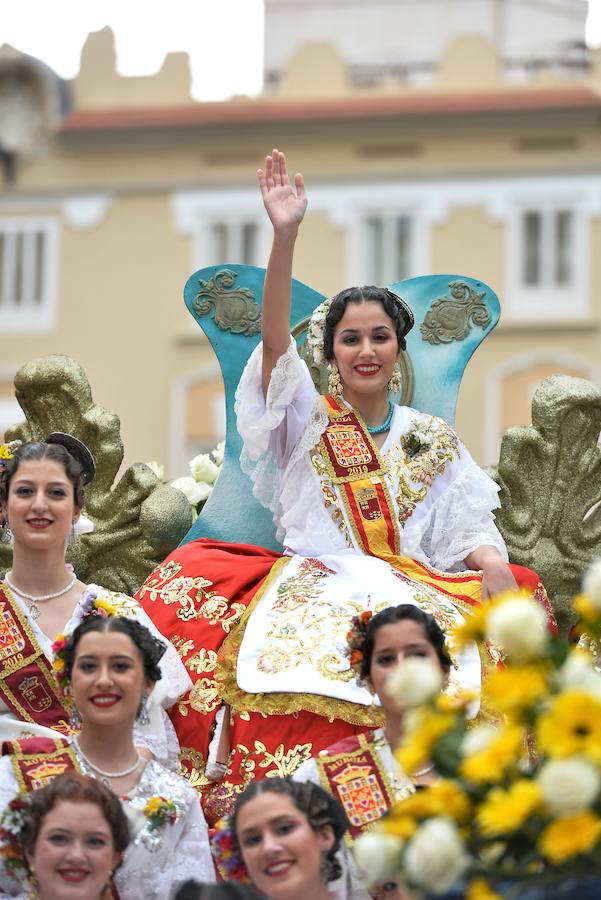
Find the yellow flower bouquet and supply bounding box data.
[355,563,601,899]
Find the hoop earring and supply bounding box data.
[328,363,343,398]
[1,517,12,545]
[388,363,402,395]
[136,692,150,726]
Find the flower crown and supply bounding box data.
[0,440,22,469]
[51,591,119,695]
[0,796,31,881]
[346,610,374,675]
[210,816,250,882]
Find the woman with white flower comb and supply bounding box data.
[137,150,554,823]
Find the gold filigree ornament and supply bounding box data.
[0,356,193,593]
[420,281,491,345]
[193,269,261,335]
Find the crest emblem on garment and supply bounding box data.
[0,601,26,661]
[325,425,374,470]
[333,763,388,826]
[18,675,53,713]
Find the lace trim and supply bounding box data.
[288,393,328,471]
[215,558,384,728]
[420,464,507,570]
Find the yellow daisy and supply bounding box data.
[539,811,601,864]
[460,724,525,784]
[483,665,548,719]
[466,879,503,900]
[536,690,601,763]
[476,779,542,837]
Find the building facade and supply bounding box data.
[1,2,600,476]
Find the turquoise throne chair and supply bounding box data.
[180,266,498,553]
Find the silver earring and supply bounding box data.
[67,524,75,547]
[1,517,12,545]
[136,692,150,726]
[69,700,82,730]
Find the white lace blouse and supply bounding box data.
[235,338,507,570]
[0,584,191,769]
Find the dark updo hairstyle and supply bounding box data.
[63,615,166,686]
[174,882,263,900]
[360,604,453,682]
[232,777,349,883]
[322,286,414,361]
[0,434,95,510]
[20,772,130,864]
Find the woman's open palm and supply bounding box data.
[258,148,307,230]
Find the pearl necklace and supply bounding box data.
[4,572,77,621]
[74,737,142,787]
[366,401,394,435]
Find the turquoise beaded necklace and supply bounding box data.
[366,401,394,435]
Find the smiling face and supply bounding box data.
[4,459,79,551]
[70,630,151,729]
[236,792,334,899]
[27,799,120,900]
[368,619,445,716]
[331,301,399,407]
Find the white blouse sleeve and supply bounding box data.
[235,337,326,533]
[420,445,508,571]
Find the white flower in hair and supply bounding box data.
[306,297,332,367]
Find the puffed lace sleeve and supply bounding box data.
[420,446,508,572]
[235,337,325,527]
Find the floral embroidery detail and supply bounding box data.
[178,678,220,716]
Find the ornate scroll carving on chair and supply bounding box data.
[193,269,262,335]
[420,281,491,345]
[0,355,193,595]
[491,375,601,636]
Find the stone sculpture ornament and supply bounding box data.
[0,355,193,595]
[420,281,492,345]
[492,374,601,635]
[193,268,262,335]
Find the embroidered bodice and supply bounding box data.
[236,338,507,570]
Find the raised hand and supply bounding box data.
[257,148,307,232]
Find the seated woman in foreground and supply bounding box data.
[0,616,214,898]
[136,149,554,818]
[0,436,191,766]
[294,604,450,898]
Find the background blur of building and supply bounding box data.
[1,0,600,475]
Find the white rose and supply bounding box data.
[485,597,548,662]
[385,657,443,708]
[460,723,497,757]
[583,558,601,612]
[405,817,468,894]
[170,476,211,506]
[555,652,601,699]
[538,757,601,816]
[189,453,219,484]
[353,832,403,885]
[144,460,164,481]
[211,441,225,466]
